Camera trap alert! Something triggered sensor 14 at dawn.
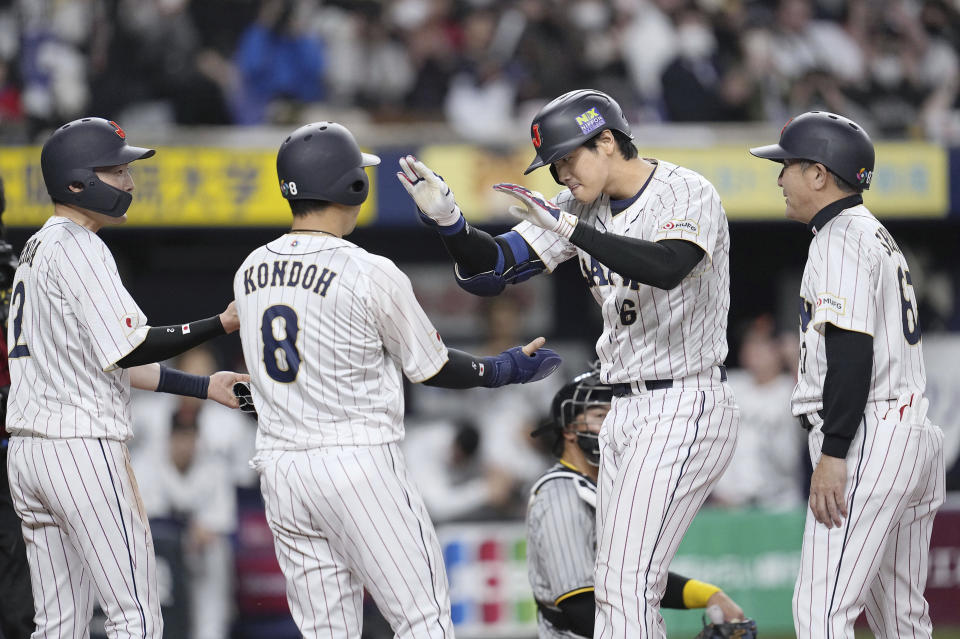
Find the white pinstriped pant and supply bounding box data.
[254,442,454,639]
[594,380,740,639]
[7,437,162,639]
[793,405,945,639]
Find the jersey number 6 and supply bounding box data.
[261,305,301,382]
[897,266,921,346]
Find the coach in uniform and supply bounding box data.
[233,121,561,639]
[527,367,753,639]
[6,118,248,638]
[398,89,740,637]
[751,112,945,638]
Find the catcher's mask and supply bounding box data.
[533,367,612,466]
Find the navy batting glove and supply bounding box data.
[485,346,562,387]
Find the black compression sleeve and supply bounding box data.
[557,592,595,638]
[438,221,502,275]
[569,224,704,289]
[821,324,873,458]
[116,316,226,368]
[662,572,690,609]
[421,349,494,388]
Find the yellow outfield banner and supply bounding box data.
[0,147,377,227]
[420,141,949,221]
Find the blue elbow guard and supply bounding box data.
[453,230,545,296]
[455,264,507,297]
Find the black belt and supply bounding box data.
[799,409,825,431]
[611,365,727,396]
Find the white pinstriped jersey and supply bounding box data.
[515,160,730,383]
[234,232,449,450]
[7,217,149,440]
[792,202,926,416]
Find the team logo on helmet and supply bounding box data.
[575,108,606,135]
[532,123,542,148]
[108,120,126,139]
[856,167,873,185]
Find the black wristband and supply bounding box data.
[156,366,209,399]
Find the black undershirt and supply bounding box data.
[821,324,873,458]
[421,349,494,388]
[116,316,225,368]
[439,214,703,290]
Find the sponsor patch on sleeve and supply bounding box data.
[815,292,846,316]
[659,219,699,235]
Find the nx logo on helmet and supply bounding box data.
[856,168,873,185]
[108,120,126,139]
[531,123,542,148]
[575,108,606,135]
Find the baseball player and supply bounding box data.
[398,89,740,637]
[527,368,755,639]
[6,117,249,638]
[751,112,945,638]
[232,121,562,639]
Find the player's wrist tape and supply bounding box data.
[156,366,209,399]
[682,579,721,609]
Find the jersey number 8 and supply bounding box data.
[261,305,301,382]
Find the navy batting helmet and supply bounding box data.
[524,89,633,177]
[749,111,875,190]
[532,367,612,465]
[40,117,155,218]
[277,122,381,206]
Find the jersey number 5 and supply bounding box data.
[897,266,921,345]
[9,281,30,358]
[261,305,301,382]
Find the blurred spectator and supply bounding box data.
[3,0,960,137]
[711,316,806,510]
[232,0,325,124]
[404,418,518,522]
[134,408,236,639]
[660,7,753,122]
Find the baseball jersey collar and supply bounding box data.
[808,194,863,235]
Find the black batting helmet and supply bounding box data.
[524,89,633,177]
[41,118,155,218]
[277,122,381,206]
[532,367,612,466]
[749,111,875,191]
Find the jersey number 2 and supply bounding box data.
[897,266,921,345]
[261,305,300,382]
[9,281,29,358]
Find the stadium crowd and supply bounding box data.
[2,0,960,142]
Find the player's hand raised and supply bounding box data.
[219,301,240,334]
[207,371,250,409]
[493,183,578,239]
[397,156,464,229]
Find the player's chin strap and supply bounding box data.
[529,466,597,509]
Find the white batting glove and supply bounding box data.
[396,155,463,228]
[492,183,578,239]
